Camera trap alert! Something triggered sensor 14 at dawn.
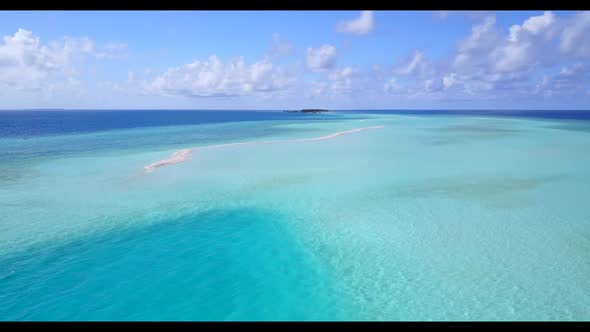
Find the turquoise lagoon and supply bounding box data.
[0,110,589,320]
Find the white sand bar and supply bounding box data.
[144,125,384,173]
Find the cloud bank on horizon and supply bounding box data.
[0,10,589,109]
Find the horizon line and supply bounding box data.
[1,108,590,112]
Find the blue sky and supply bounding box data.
[0,10,589,110]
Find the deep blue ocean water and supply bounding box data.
[2,109,589,139]
[0,110,346,138]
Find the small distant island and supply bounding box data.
[283,109,330,113]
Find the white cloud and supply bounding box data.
[337,11,374,35]
[0,28,127,93]
[8,11,590,108]
[507,11,555,45]
[460,15,498,53]
[442,73,457,89]
[377,11,590,104]
[492,43,530,73]
[306,66,360,98]
[560,11,590,56]
[447,13,551,95]
[270,33,293,57]
[0,28,71,89]
[143,55,294,98]
[540,63,590,96]
[383,78,402,94]
[522,11,555,35]
[386,12,568,100]
[396,51,434,78]
[306,44,337,71]
[327,66,357,94]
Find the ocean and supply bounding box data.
[0,109,589,320]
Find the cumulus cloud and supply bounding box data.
[442,73,457,90]
[395,51,434,78]
[327,66,357,94]
[560,11,590,56]
[270,33,293,57]
[383,78,403,94]
[0,28,127,92]
[306,66,361,99]
[337,11,374,35]
[383,11,590,100]
[537,62,590,96]
[0,28,72,89]
[9,11,590,108]
[306,44,337,71]
[452,12,568,95]
[506,10,555,41]
[443,12,560,95]
[453,16,499,69]
[143,55,294,98]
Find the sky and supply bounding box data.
[0,10,589,110]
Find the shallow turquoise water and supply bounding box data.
[1,111,589,320]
